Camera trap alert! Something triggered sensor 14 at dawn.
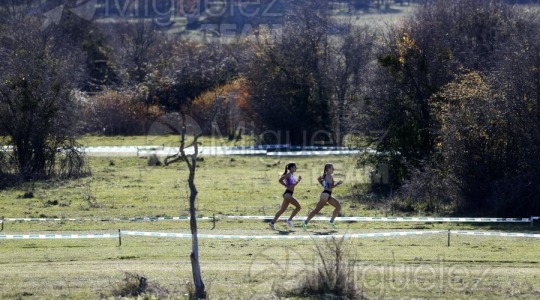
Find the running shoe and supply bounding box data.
[302,222,308,231]
[269,222,276,230]
[328,221,338,229]
[287,220,294,227]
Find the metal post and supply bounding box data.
[118,229,122,247]
[1,216,4,232]
[447,229,451,247]
[531,216,534,228]
[212,214,216,230]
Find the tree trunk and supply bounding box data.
[187,164,206,298]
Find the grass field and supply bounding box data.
[1,138,540,299]
[77,134,258,147]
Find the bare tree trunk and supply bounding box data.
[179,115,206,299]
[189,183,206,299]
[187,167,206,298]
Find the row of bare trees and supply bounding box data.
[0,0,246,182]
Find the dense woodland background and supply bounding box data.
[1,0,540,217]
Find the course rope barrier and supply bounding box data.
[120,230,448,239]
[1,215,533,224]
[2,216,214,222]
[450,230,540,238]
[0,233,119,239]
[2,230,539,243]
[223,216,532,223]
[82,144,364,157]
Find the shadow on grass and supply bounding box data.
[276,229,294,235]
[312,230,339,236]
[467,222,539,232]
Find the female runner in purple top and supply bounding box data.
[269,162,302,230]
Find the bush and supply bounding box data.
[109,272,171,299]
[80,89,164,136]
[397,163,458,214]
[110,272,148,298]
[432,72,540,216]
[283,237,365,299]
[189,79,254,137]
[490,173,540,217]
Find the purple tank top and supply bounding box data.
[285,174,296,186]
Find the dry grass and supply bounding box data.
[1,233,540,299]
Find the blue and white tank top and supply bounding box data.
[322,176,330,190]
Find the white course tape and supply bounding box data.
[266,150,361,156]
[121,230,446,239]
[450,231,540,238]
[224,216,531,223]
[2,215,534,223]
[3,216,213,222]
[5,218,78,222]
[82,145,360,157]
[2,230,538,240]
[0,233,119,239]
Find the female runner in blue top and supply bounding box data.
[269,162,302,230]
[302,163,343,230]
